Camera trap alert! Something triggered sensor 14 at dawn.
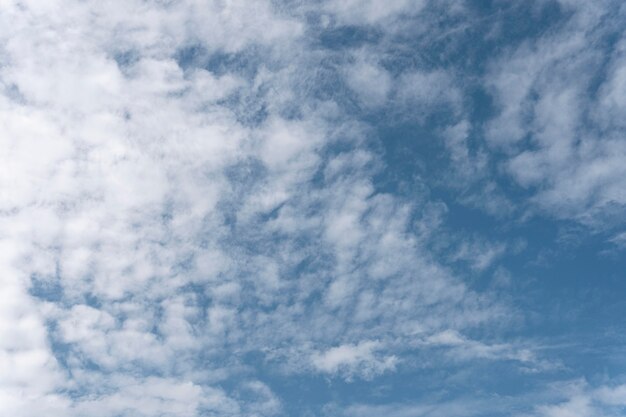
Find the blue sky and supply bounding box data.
[0,1,625,416]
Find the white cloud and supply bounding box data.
[341,399,489,417]
[530,380,626,417]
[344,55,392,108]
[72,377,237,417]
[311,340,397,379]
[0,245,68,417]
[594,384,626,406]
[334,379,626,417]
[323,0,424,25]
[450,237,507,271]
[423,330,536,364]
[395,70,463,120]
[0,0,596,415]
[483,1,626,227]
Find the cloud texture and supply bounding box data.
[0,1,625,416]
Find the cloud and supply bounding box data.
[0,242,68,417]
[341,402,483,417]
[530,380,626,417]
[483,0,626,228]
[332,378,626,417]
[344,55,393,108]
[1,1,624,416]
[422,330,537,364]
[322,0,425,26]
[0,1,516,415]
[449,237,507,271]
[311,340,397,380]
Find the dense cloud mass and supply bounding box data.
[0,1,625,416]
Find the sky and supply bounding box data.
[0,0,625,416]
